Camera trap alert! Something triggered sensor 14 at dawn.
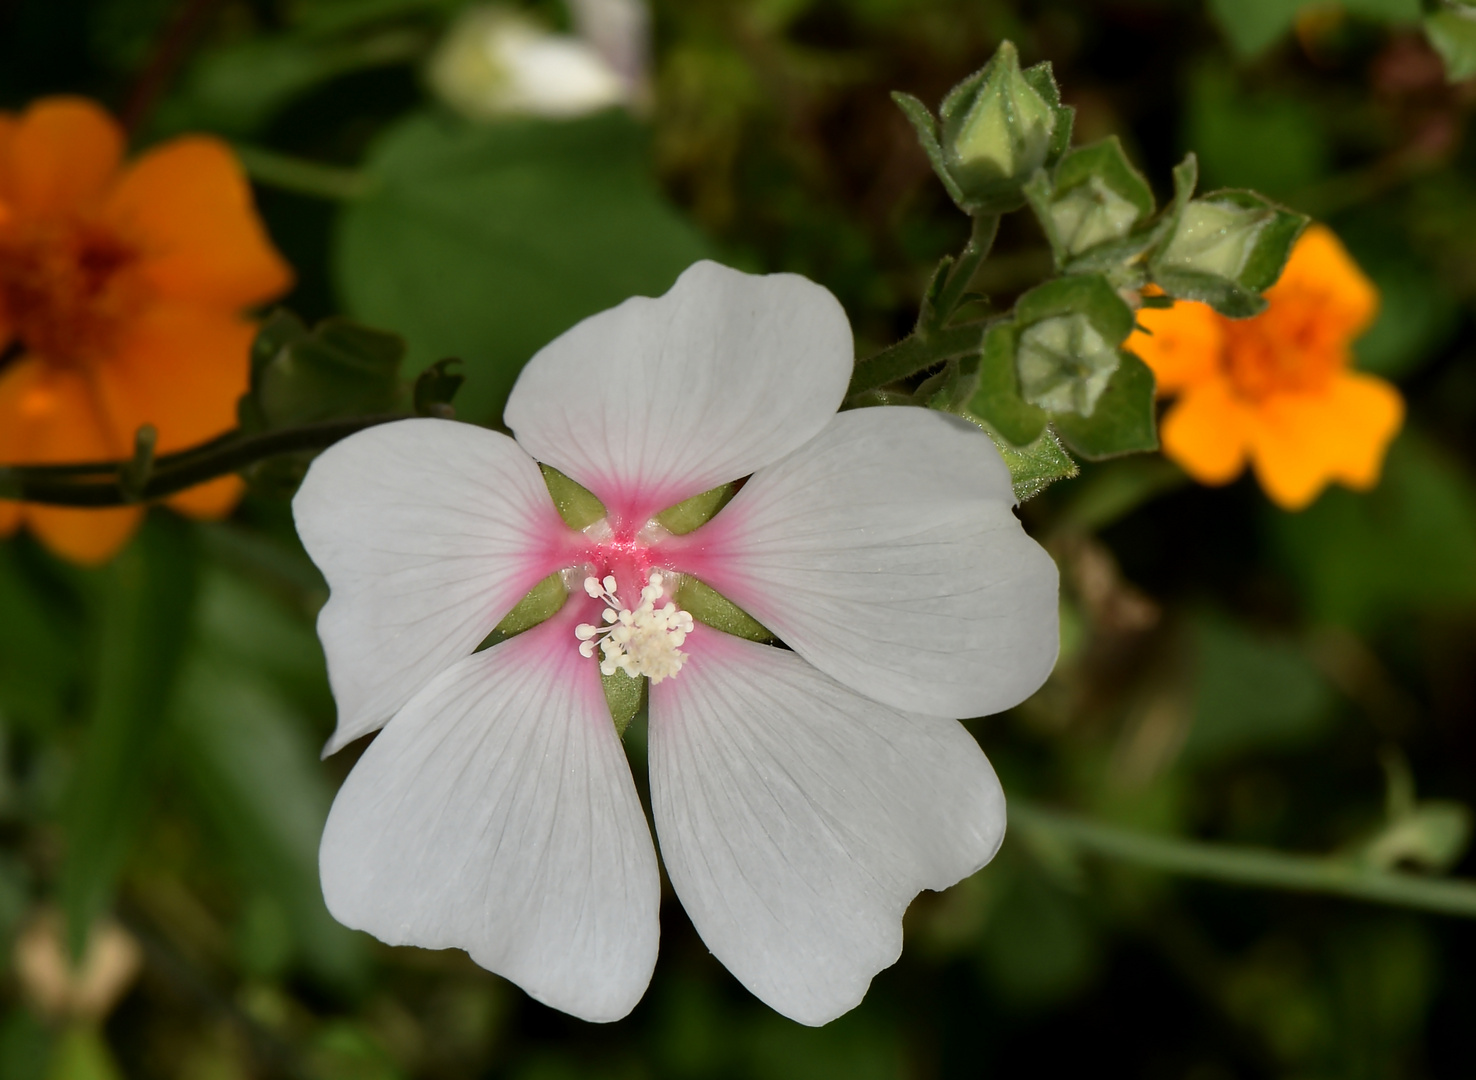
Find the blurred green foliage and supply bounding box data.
[3,0,1476,1077]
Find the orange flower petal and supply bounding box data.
[92,303,254,522]
[1246,372,1402,511]
[1127,300,1223,396]
[96,303,254,454]
[166,475,245,520]
[1159,377,1254,485]
[1265,224,1378,344]
[104,136,293,309]
[25,503,144,566]
[1,98,123,219]
[0,359,141,563]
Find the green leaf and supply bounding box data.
[1198,0,1424,57]
[169,565,365,988]
[172,654,366,990]
[152,28,428,137]
[1426,10,1476,81]
[539,464,606,530]
[656,484,737,535]
[0,546,74,731]
[44,1025,122,1080]
[1185,68,1329,200]
[1179,614,1334,767]
[244,315,407,431]
[336,111,713,426]
[1051,351,1159,460]
[62,517,197,959]
[675,577,774,642]
[966,323,1046,448]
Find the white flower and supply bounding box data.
[427,5,627,121]
[293,262,1059,1026]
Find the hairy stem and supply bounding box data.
[927,214,1000,329]
[1012,800,1476,919]
[848,214,999,398]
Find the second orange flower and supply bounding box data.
[1130,225,1403,511]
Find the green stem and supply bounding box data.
[847,323,987,398]
[847,215,999,399]
[1012,800,1476,919]
[235,144,372,201]
[0,414,412,507]
[928,214,1000,329]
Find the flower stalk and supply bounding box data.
[1013,801,1476,920]
[0,414,413,507]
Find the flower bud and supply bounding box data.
[943,42,1058,187]
[1015,312,1120,416]
[1049,178,1140,257]
[895,41,1072,214]
[1156,199,1274,282]
[428,5,629,121]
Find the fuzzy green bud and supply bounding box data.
[1049,177,1141,256]
[946,42,1057,185]
[1157,199,1274,282]
[1015,313,1120,416]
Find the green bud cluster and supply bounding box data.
[860,39,1312,500]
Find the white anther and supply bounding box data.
[572,569,694,683]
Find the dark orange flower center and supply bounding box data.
[0,218,144,370]
[1218,292,1345,401]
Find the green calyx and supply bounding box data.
[894,40,1074,215]
[1016,313,1120,416]
[1144,154,1308,319]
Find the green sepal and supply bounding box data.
[967,322,1047,448]
[476,572,568,650]
[242,314,407,431]
[601,668,646,739]
[656,483,737,535]
[412,358,465,417]
[676,577,774,643]
[1147,158,1308,319]
[972,416,1079,501]
[1015,273,1137,344]
[1027,137,1157,270]
[539,464,606,530]
[891,91,969,209]
[1050,350,1159,461]
[1426,9,1476,82]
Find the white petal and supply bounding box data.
[671,407,1059,719]
[293,418,577,753]
[503,261,853,525]
[648,631,1005,1026]
[319,607,660,1023]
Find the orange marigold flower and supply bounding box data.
[1129,224,1403,511]
[0,97,292,564]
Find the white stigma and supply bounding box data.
[575,571,695,683]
